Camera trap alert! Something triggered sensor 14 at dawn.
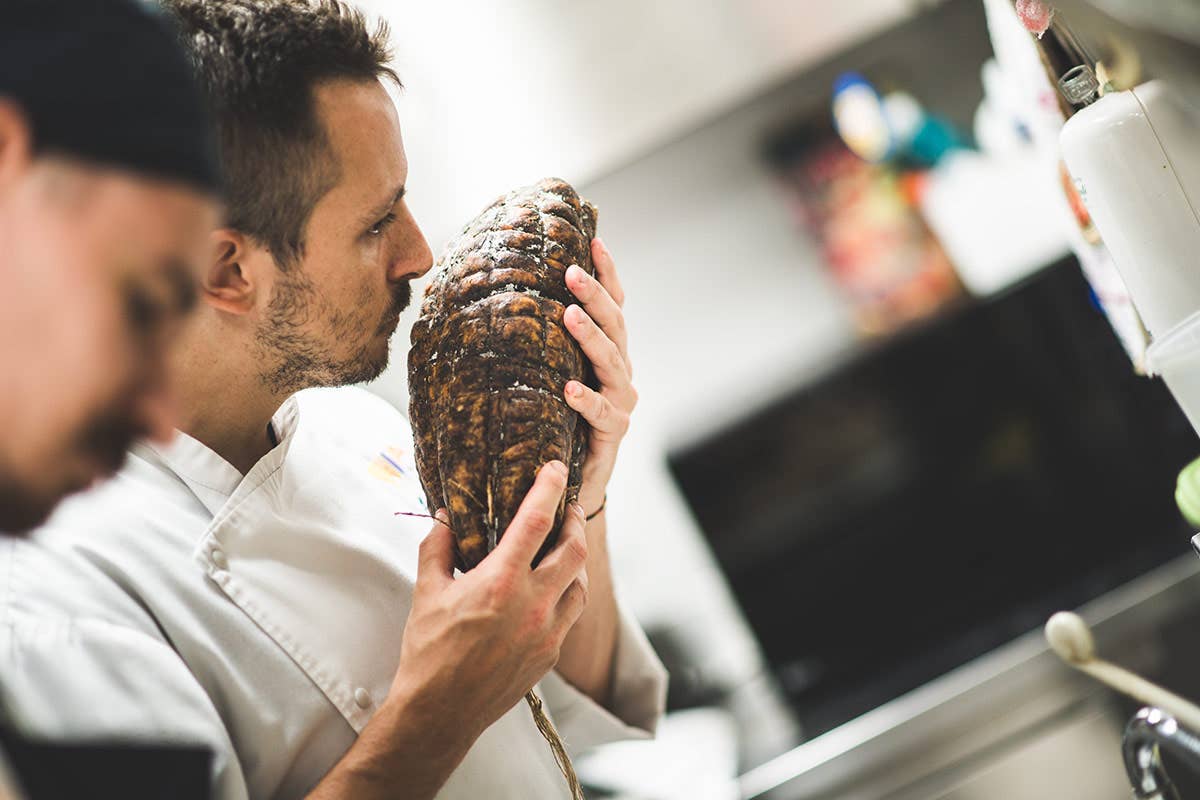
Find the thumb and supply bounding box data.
[416,510,456,588]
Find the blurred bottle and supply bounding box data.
[1027,9,1108,245]
[990,0,1150,369]
[831,72,968,170]
[1032,9,1106,113]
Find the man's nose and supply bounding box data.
[388,216,434,283]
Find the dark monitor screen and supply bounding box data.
[667,260,1199,737]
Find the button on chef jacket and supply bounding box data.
[0,387,667,799]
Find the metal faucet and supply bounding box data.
[1122,707,1200,800]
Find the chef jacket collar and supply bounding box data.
[135,394,302,517]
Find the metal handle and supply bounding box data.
[1123,707,1200,799]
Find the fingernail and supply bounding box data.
[548,460,568,478]
[435,509,449,524]
[570,502,585,520]
[567,381,584,398]
[595,237,609,258]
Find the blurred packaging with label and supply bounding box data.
[774,137,964,338]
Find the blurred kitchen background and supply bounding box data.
[355,0,1200,797]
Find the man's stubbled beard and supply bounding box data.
[0,409,139,535]
[0,474,55,535]
[255,266,411,395]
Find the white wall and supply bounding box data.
[354,0,929,247]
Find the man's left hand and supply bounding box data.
[562,237,636,516]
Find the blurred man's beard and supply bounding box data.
[0,416,133,535]
[255,270,410,395]
[0,476,56,534]
[78,411,140,475]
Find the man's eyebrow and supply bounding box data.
[361,184,406,225]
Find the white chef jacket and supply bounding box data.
[0,386,667,799]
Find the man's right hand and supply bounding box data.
[306,460,589,800]
[390,459,590,734]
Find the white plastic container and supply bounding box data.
[1146,311,1200,436]
[1060,81,1200,339]
[920,150,1070,297]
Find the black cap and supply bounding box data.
[0,0,222,195]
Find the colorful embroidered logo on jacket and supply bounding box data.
[368,446,427,509]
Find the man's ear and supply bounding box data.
[202,228,264,315]
[0,98,33,190]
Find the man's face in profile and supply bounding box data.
[0,112,218,532]
[252,79,433,395]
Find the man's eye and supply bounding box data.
[124,286,164,332]
[368,212,398,236]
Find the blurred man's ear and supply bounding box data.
[201,228,263,316]
[0,98,32,189]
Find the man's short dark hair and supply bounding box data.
[165,0,399,267]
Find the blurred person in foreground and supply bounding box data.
[1,1,666,799]
[0,0,222,797]
[0,1,221,534]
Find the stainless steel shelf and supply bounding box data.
[740,554,1200,799]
